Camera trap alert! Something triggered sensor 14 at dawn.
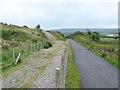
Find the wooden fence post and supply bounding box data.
[37,42,39,51]
[25,48,27,57]
[15,53,21,64]
[30,43,32,54]
[41,42,43,49]
[34,42,36,52]
[55,68,60,88]
[42,42,44,49]
[12,48,15,64]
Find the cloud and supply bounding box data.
[0,0,119,29]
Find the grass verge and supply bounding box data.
[65,42,80,88]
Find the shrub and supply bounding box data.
[2,30,12,40]
[91,32,100,41]
[4,23,7,25]
[23,25,28,28]
[44,42,52,49]
[86,30,91,35]
[101,52,107,57]
[48,42,52,48]
[74,31,84,36]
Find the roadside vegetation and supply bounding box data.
[47,30,66,41]
[1,23,53,70]
[65,42,80,88]
[66,31,119,68]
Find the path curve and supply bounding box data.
[69,39,118,88]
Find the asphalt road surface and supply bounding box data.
[69,39,118,88]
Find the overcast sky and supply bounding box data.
[0,0,119,29]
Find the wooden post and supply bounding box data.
[15,53,21,64]
[12,48,15,64]
[55,68,60,88]
[34,42,36,52]
[42,42,44,49]
[25,48,27,57]
[37,42,39,51]
[38,42,40,51]
[41,42,43,49]
[40,42,43,49]
[30,43,32,54]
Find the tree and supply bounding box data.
[23,25,28,28]
[4,23,7,25]
[74,31,84,36]
[36,24,41,29]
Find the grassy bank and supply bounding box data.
[65,42,80,88]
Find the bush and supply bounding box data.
[4,23,7,25]
[2,30,12,40]
[44,42,52,49]
[23,25,28,28]
[74,31,84,36]
[91,32,100,41]
[47,42,52,47]
[86,30,91,35]
[101,52,107,57]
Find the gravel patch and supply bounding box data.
[31,46,66,88]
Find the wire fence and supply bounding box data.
[2,41,52,69]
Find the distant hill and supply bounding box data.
[55,28,118,35]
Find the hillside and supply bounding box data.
[1,23,52,68]
[1,23,48,47]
